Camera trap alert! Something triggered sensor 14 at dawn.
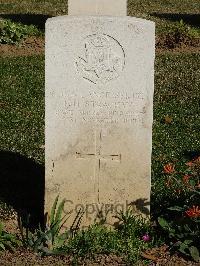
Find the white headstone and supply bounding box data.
[45,0,155,227]
[68,0,127,16]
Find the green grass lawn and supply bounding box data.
[0,56,44,163]
[0,0,199,35]
[152,53,200,214]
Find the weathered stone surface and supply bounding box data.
[45,16,155,227]
[68,0,127,16]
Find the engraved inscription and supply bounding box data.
[61,91,146,125]
[128,24,141,35]
[76,34,125,85]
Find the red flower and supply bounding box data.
[186,161,194,167]
[185,206,200,218]
[183,175,191,184]
[186,156,200,167]
[163,163,175,174]
[194,156,200,164]
[176,189,182,194]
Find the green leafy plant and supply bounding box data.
[19,196,69,255]
[157,19,200,49]
[64,209,157,264]
[116,209,151,234]
[158,209,200,262]
[0,222,20,251]
[19,196,83,256]
[158,158,200,262]
[172,19,199,38]
[0,19,41,44]
[116,210,157,263]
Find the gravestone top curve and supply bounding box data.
[46,16,155,27]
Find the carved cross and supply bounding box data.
[76,131,121,202]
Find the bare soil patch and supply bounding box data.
[0,249,126,266]
[141,246,200,266]
[0,35,199,57]
[156,35,200,53]
[0,37,44,57]
[0,248,200,266]
[156,46,200,54]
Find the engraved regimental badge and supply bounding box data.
[76,34,125,85]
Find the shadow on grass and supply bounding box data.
[151,13,200,27]
[0,13,51,30]
[183,150,200,160]
[129,198,150,216]
[0,150,44,228]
